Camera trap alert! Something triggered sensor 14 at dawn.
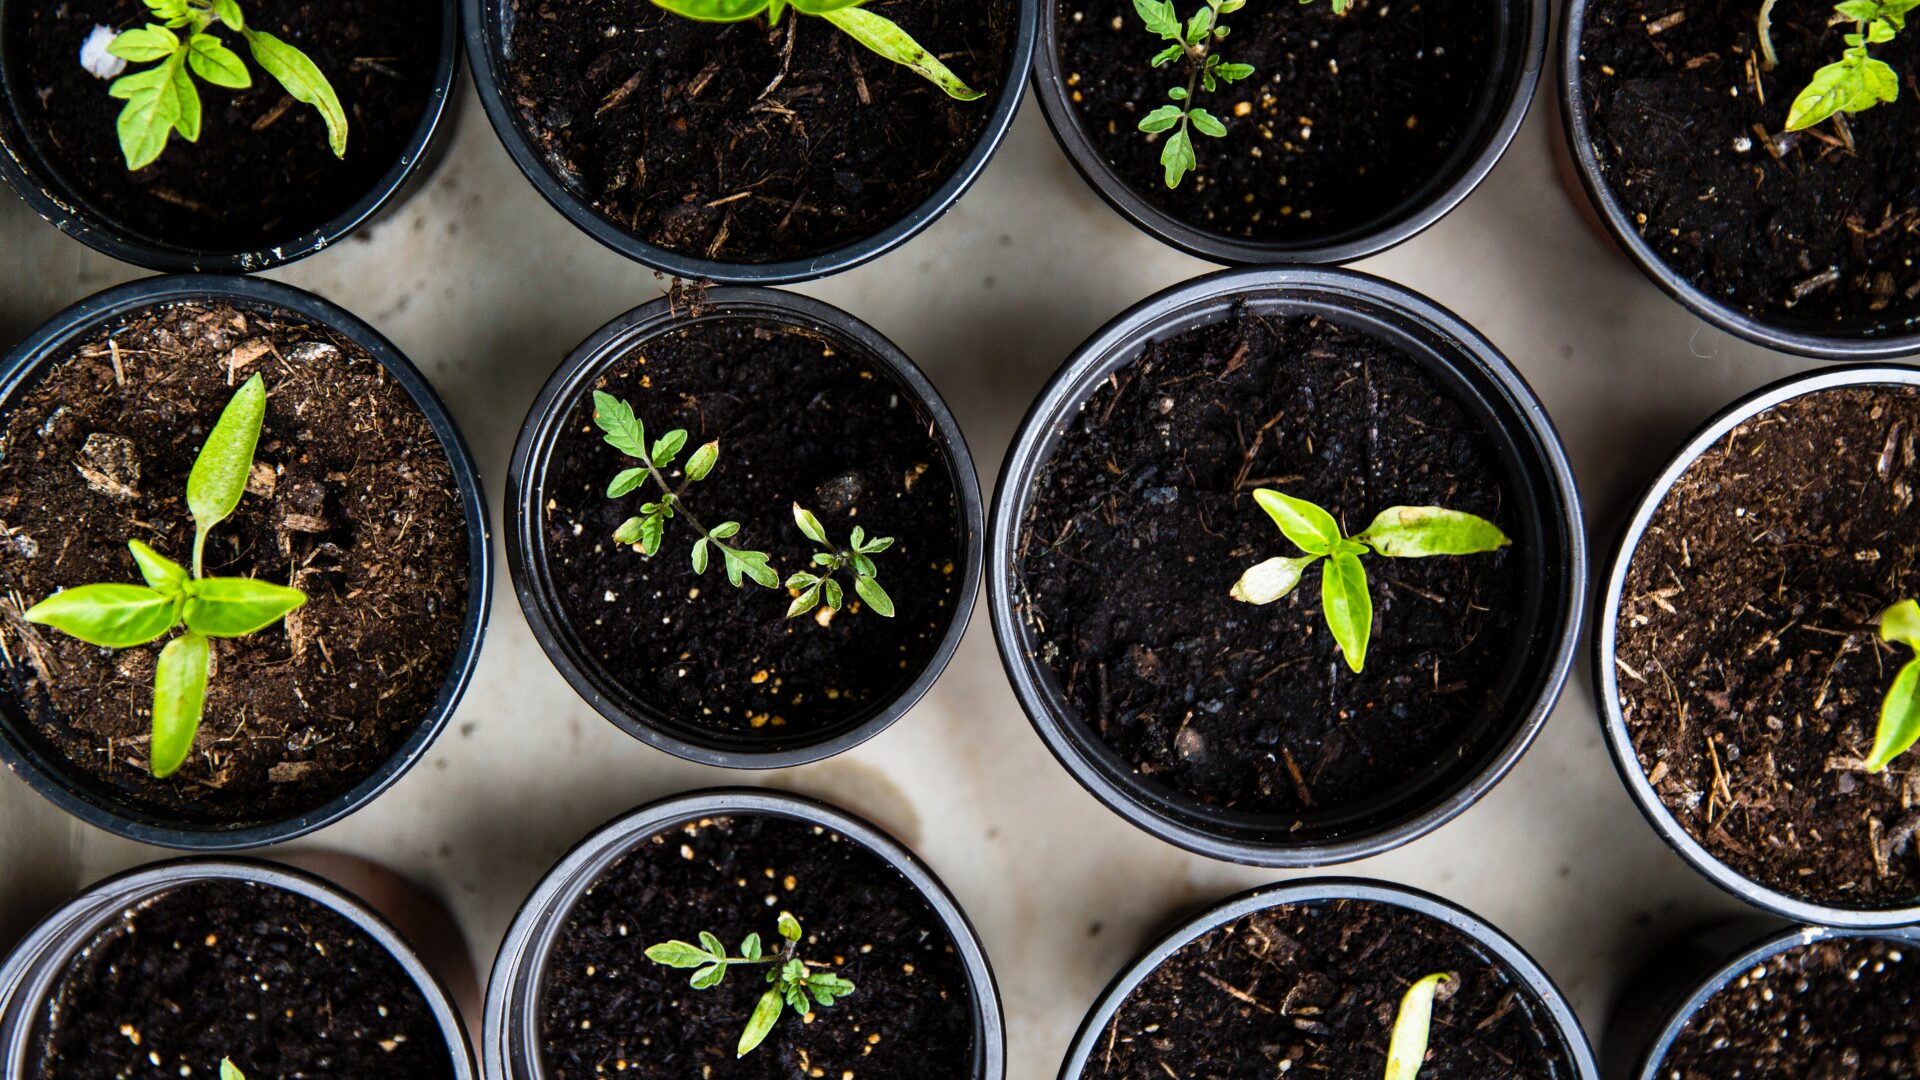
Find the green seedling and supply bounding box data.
[1229,489,1510,673]
[22,375,306,778]
[1384,972,1449,1080]
[645,911,857,1058]
[784,503,895,619]
[221,1060,246,1080]
[105,0,347,170]
[1761,0,1917,134]
[1866,599,1920,771]
[649,0,983,100]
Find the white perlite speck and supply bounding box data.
[80,25,126,80]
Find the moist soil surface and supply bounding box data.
[0,300,470,826]
[1016,307,1523,819]
[1089,899,1568,1079]
[5,0,441,253]
[505,0,1015,264]
[1056,0,1499,245]
[541,316,962,743]
[1615,385,1920,909]
[539,813,974,1079]
[28,878,454,1079]
[1578,0,1920,330]
[1660,936,1920,1077]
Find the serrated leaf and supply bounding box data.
[1134,0,1181,38]
[652,429,689,467]
[151,631,209,778]
[188,33,251,88]
[23,583,176,648]
[854,575,893,618]
[1160,124,1196,187]
[1357,506,1510,558]
[1138,104,1185,133]
[1321,552,1372,673]
[244,29,348,157]
[1230,554,1321,605]
[685,440,719,482]
[807,972,855,1006]
[1217,61,1255,81]
[738,987,784,1057]
[592,392,647,460]
[817,6,984,100]
[182,577,306,637]
[1385,973,1450,1080]
[128,539,188,595]
[645,941,714,968]
[112,52,191,170]
[793,504,829,545]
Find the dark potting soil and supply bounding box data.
[27,879,454,1079]
[1660,936,1920,1077]
[504,0,1015,264]
[1016,308,1522,818]
[1615,386,1920,908]
[1088,899,1567,1079]
[4,0,441,253]
[0,300,470,825]
[539,813,974,1079]
[1578,0,1920,330]
[540,316,962,740]
[1056,0,1499,244]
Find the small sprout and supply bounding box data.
[593,391,777,590]
[1781,0,1915,132]
[649,0,984,100]
[1384,973,1449,1080]
[1229,489,1509,673]
[22,374,307,779]
[104,0,347,170]
[783,503,896,619]
[221,1060,246,1080]
[1866,599,1920,771]
[645,912,856,1058]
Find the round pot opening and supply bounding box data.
[1030,0,1546,264]
[991,266,1584,865]
[483,787,1005,1080]
[0,0,460,273]
[0,274,492,849]
[1595,364,1920,927]
[507,287,982,768]
[462,0,1036,284]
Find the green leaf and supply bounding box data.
[1189,107,1227,137]
[737,987,784,1057]
[691,963,726,990]
[1184,6,1215,42]
[614,517,646,546]
[1883,600,1920,649]
[108,25,181,62]
[787,584,822,619]
[784,983,811,1012]
[168,53,202,141]
[1217,61,1255,81]
[128,540,189,595]
[23,584,177,648]
[859,535,894,554]
[853,575,894,617]
[187,374,267,575]
[646,941,715,968]
[1151,42,1185,66]
[1160,124,1196,187]
[685,440,720,482]
[639,512,667,556]
[151,631,210,778]
[1168,85,1189,100]
[652,429,689,467]
[817,6,985,101]
[110,56,189,170]
[182,577,306,637]
[144,0,192,19]
[608,468,649,498]
[592,392,648,460]
[741,933,763,961]
[822,577,844,610]
[850,553,875,578]
[220,1059,246,1080]
[1134,0,1181,38]
[1138,104,1185,133]
[777,911,802,941]
[1357,507,1511,558]
[244,29,348,157]
[1321,551,1372,673]
[1786,51,1898,130]
[710,521,741,540]
[212,0,245,30]
[697,930,725,958]
[692,538,710,574]
[724,549,778,589]
[792,504,829,546]
[188,33,251,88]
[1252,489,1343,554]
[1868,656,1920,771]
[1385,973,1450,1080]
[650,0,775,21]
[787,0,869,12]
[1838,0,1883,18]
[1230,554,1321,605]
[807,972,856,1006]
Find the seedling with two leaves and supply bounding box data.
[1384,972,1449,1080]
[105,0,347,170]
[1865,599,1920,772]
[650,0,984,100]
[1229,489,1509,673]
[785,503,895,619]
[645,911,857,1058]
[1762,0,1916,134]
[22,375,306,778]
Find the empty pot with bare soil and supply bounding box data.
[1598,365,1920,926]
[0,275,490,849]
[990,267,1584,865]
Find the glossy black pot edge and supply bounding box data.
[1556,0,1920,359]
[0,1,462,274]
[505,286,983,768]
[461,0,1035,285]
[1029,0,1546,265]
[1591,364,1920,927]
[0,856,476,1077]
[1056,877,1601,1080]
[0,274,494,849]
[988,265,1587,866]
[482,787,1006,1080]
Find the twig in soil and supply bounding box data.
[646,912,856,1058]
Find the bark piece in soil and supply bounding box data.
[1578,0,1920,328]
[1056,0,1498,244]
[540,318,962,740]
[1017,307,1522,818]
[1660,936,1920,1077]
[0,300,471,826]
[1087,899,1567,1079]
[27,879,455,1079]
[4,0,440,252]
[538,813,975,1079]
[503,0,1015,264]
[1615,385,1920,908]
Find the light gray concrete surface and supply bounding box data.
[0,73,1843,1075]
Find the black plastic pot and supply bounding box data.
[462,0,1035,285]
[0,856,477,1077]
[483,787,1006,1080]
[1057,877,1600,1079]
[0,0,461,274]
[506,286,981,768]
[1558,0,1920,360]
[1593,364,1920,928]
[989,266,1585,865]
[0,274,493,849]
[1031,0,1545,264]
